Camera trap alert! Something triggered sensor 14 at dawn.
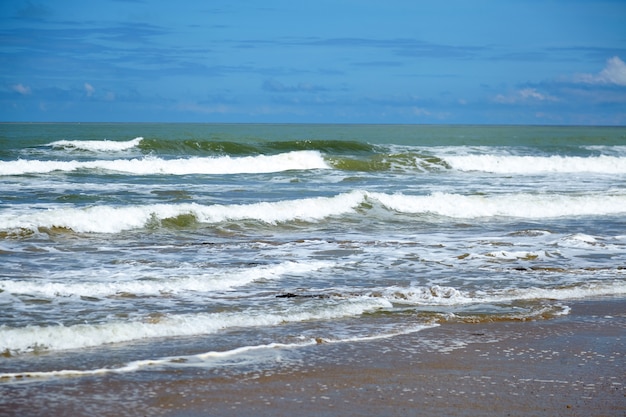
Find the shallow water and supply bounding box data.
[0,123,625,382]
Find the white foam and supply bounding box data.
[379,285,473,305]
[557,233,600,247]
[0,297,391,354]
[2,191,624,234]
[443,154,626,174]
[0,260,333,298]
[43,262,329,295]
[501,283,626,302]
[379,281,626,306]
[0,322,438,382]
[484,250,545,260]
[0,150,329,176]
[583,145,626,156]
[48,137,143,152]
[0,341,318,381]
[368,191,626,218]
[0,191,365,233]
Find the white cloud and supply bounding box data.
[84,83,95,97]
[12,83,31,95]
[575,56,626,86]
[175,102,231,114]
[412,107,431,116]
[410,107,450,120]
[494,88,558,104]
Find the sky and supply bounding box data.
[1,0,625,124]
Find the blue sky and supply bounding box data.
[1,0,625,124]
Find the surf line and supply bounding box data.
[0,340,319,383]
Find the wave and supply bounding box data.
[376,281,626,306]
[368,191,626,218]
[0,261,333,298]
[327,152,449,172]
[43,137,375,156]
[0,297,391,355]
[0,341,322,381]
[305,150,626,174]
[583,145,626,156]
[0,150,329,176]
[443,154,626,174]
[0,323,436,382]
[138,138,376,156]
[2,279,623,359]
[0,191,364,233]
[326,145,626,174]
[2,191,625,234]
[8,141,626,175]
[48,137,143,152]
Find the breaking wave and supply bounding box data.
[2,191,624,235]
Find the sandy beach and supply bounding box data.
[1,297,623,417]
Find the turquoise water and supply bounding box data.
[0,123,625,381]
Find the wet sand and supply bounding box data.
[1,298,624,417]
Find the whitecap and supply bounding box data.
[0,296,391,354]
[443,154,626,174]
[0,150,330,176]
[48,137,143,152]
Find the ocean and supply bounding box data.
[0,123,625,392]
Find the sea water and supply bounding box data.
[0,123,625,381]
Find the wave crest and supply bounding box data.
[48,137,143,152]
[0,150,330,176]
[445,154,626,174]
[2,191,625,234]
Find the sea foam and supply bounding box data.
[2,190,625,234]
[3,279,622,356]
[0,322,438,382]
[48,137,143,152]
[443,154,626,174]
[0,261,333,298]
[0,150,330,176]
[0,297,391,354]
[377,280,626,307]
[0,191,365,233]
[369,191,626,218]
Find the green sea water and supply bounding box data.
[0,123,625,390]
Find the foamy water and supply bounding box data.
[0,150,329,176]
[48,137,144,152]
[2,191,625,234]
[445,154,626,174]
[1,123,624,383]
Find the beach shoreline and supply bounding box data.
[2,297,624,417]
